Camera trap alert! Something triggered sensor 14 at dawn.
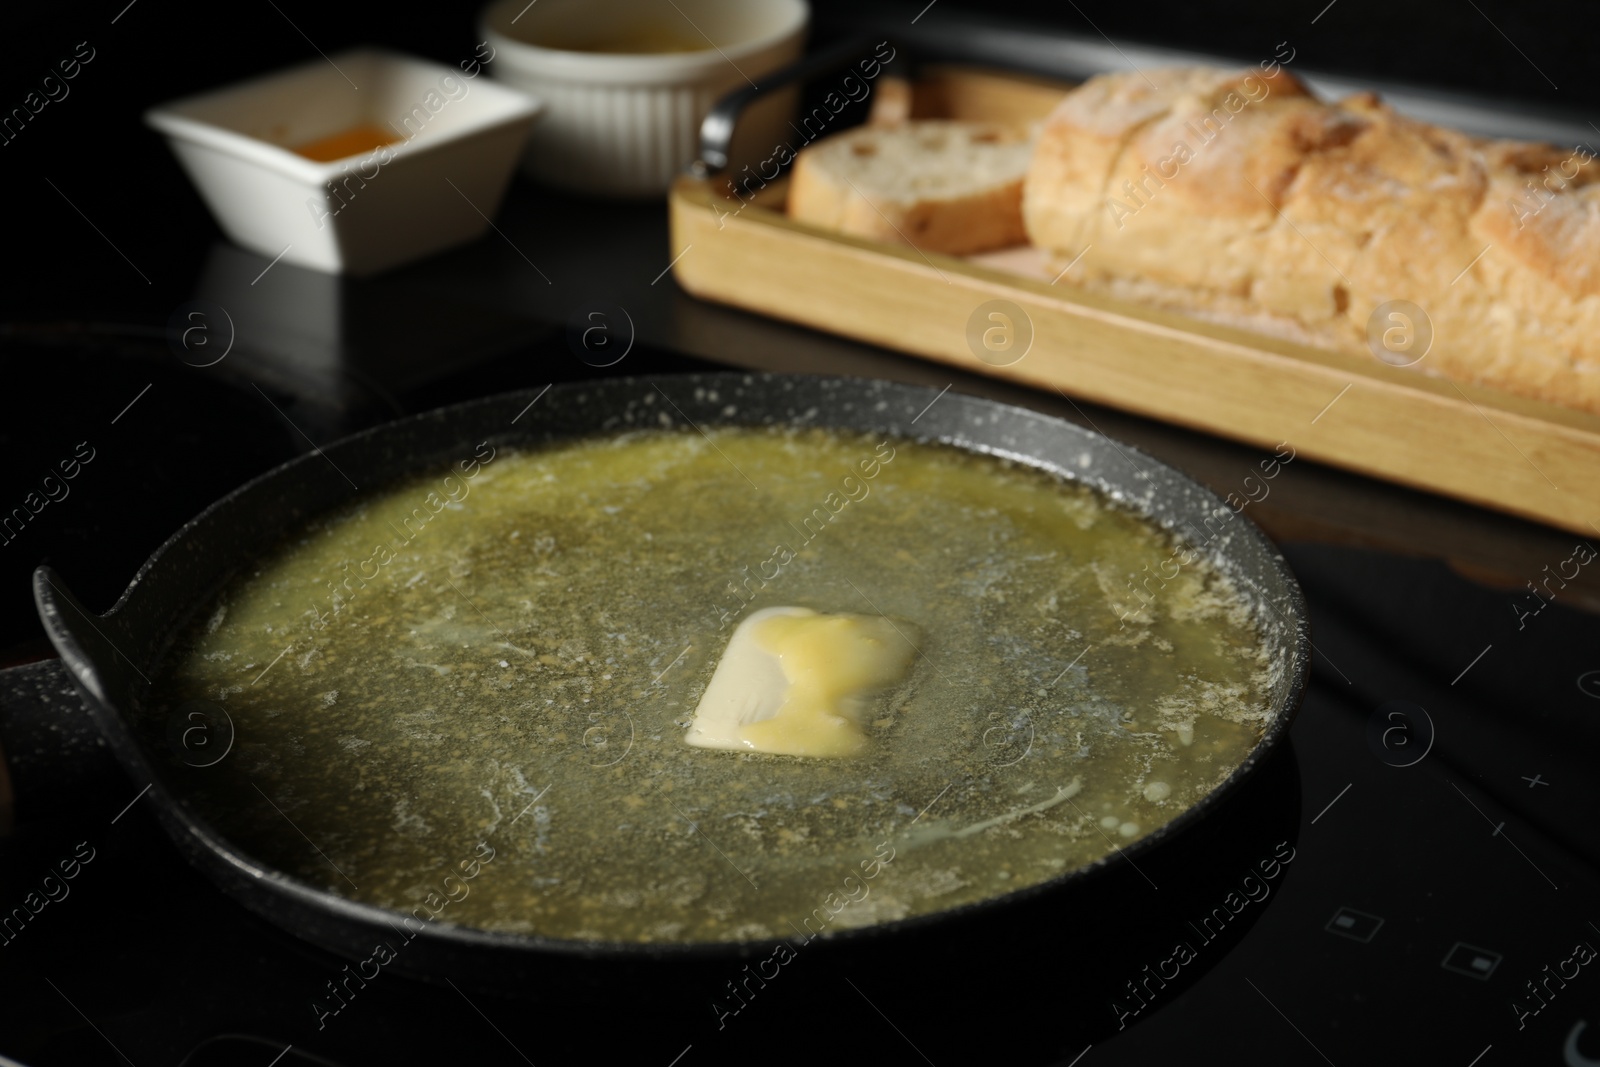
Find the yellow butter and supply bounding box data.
[739,611,915,757]
[685,607,917,757]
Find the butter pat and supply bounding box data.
[686,607,917,757]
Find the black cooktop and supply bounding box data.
[4,3,1600,1064]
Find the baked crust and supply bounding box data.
[1024,66,1600,415]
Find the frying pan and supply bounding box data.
[30,373,1309,1055]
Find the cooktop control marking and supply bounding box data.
[1441,942,1502,980]
[1325,907,1384,943]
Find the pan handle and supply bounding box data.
[692,34,900,177]
[33,564,145,711]
[8,564,150,833]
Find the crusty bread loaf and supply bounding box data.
[1024,67,1600,415]
[788,120,1034,255]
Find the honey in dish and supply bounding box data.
[149,426,1277,944]
[291,123,401,162]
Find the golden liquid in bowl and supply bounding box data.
[149,427,1274,943]
[547,26,708,53]
[291,123,401,162]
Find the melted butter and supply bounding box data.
[740,610,915,757]
[555,26,707,53]
[146,427,1278,944]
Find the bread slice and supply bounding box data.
[1024,67,1600,415]
[788,121,1035,255]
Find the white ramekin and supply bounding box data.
[481,0,808,197]
[146,49,542,276]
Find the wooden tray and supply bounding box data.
[668,66,1600,537]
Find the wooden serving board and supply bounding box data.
[668,66,1600,537]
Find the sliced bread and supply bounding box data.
[788,120,1035,255]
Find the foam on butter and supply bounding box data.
[686,606,917,757]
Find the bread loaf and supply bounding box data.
[1023,67,1600,415]
[788,120,1034,255]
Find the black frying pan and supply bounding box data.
[31,374,1309,1057]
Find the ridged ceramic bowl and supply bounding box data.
[481,0,807,196]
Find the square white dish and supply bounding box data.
[146,49,542,276]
